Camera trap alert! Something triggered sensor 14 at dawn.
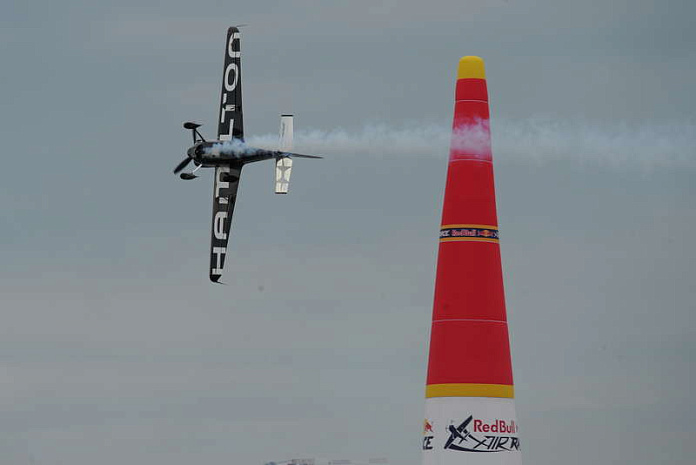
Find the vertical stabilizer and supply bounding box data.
[275,115,294,194]
[279,114,294,151]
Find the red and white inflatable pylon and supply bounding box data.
[422,57,521,465]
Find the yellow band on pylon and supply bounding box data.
[426,383,514,399]
[440,237,499,244]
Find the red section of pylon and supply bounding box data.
[425,66,514,391]
[440,161,498,226]
[431,242,507,322]
[427,320,513,386]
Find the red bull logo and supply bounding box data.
[444,416,520,453]
[439,225,499,243]
[473,419,519,434]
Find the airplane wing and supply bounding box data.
[210,165,242,282]
[217,26,243,141]
[209,26,245,283]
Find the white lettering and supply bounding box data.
[215,168,230,197]
[228,32,241,58]
[214,211,227,240]
[212,247,226,275]
[219,117,234,140]
[224,63,238,92]
[220,102,236,124]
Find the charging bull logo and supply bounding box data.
[444,415,520,453]
[423,419,434,451]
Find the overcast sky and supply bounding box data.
[1,1,694,464]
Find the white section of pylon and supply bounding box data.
[422,397,521,465]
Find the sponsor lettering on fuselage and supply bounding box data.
[211,166,233,276]
[218,29,241,142]
[210,27,243,280]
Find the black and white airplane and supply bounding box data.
[174,27,321,283]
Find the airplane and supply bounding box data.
[173,27,322,283]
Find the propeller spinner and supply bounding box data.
[174,122,205,175]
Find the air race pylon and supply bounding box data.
[421,57,521,464]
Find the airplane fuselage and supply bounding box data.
[187,140,282,167]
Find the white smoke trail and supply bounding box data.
[245,119,696,169]
[203,138,266,157]
[500,118,696,169]
[246,124,453,158]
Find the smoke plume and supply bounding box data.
[204,138,266,157]
[245,119,696,169]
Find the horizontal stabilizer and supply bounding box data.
[286,152,323,159]
[275,156,292,194]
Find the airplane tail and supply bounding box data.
[275,115,294,194]
[275,115,322,194]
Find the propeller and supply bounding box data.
[173,156,192,174]
[175,122,204,175]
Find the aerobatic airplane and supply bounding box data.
[174,27,321,282]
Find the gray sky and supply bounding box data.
[1,1,694,464]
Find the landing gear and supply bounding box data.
[179,162,202,180]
